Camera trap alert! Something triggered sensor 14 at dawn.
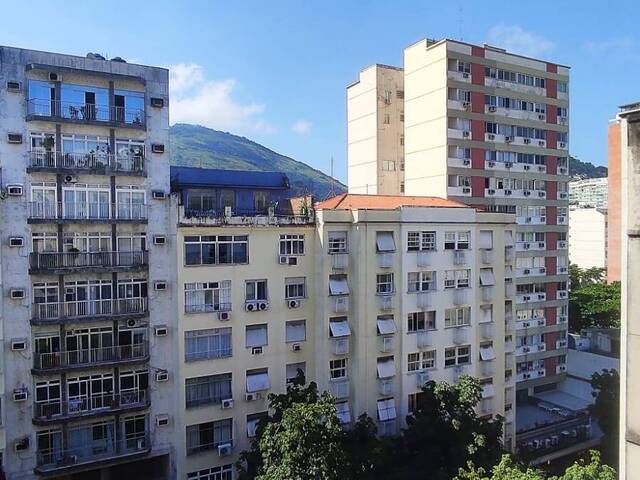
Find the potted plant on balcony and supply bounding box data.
[42,136,55,166]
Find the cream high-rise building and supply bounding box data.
[347,37,570,408]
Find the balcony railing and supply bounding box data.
[28,202,147,221]
[34,390,148,421]
[36,432,149,472]
[180,206,314,226]
[34,342,149,371]
[27,99,145,127]
[29,151,145,173]
[33,297,148,322]
[30,251,147,272]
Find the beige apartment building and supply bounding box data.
[347,38,570,410]
[568,207,607,270]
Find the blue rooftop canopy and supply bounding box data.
[171,166,289,191]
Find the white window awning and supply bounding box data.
[335,402,351,424]
[286,321,306,343]
[246,325,268,348]
[377,398,397,421]
[479,269,496,286]
[505,230,514,246]
[329,276,349,295]
[376,232,396,252]
[247,418,261,437]
[329,319,351,337]
[481,305,493,323]
[479,231,493,249]
[246,372,270,393]
[377,358,396,379]
[479,345,496,361]
[482,383,496,399]
[377,317,397,335]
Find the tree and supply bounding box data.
[569,264,606,290]
[569,282,621,332]
[456,451,616,480]
[589,369,620,467]
[569,264,584,291]
[341,413,395,479]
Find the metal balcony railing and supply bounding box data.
[27,99,145,127]
[33,297,148,321]
[28,202,147,221]
[29,151,145,173]
[34,342,149,371]
[30,251,147,271]
[34,390,148,420]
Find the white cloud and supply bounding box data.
[584,37,635,54]
[485,25,554,58]
[168,63,273,133]
[291,119,312,135]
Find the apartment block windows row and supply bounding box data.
[407,311,436,332]
[407,350,436,371]
[444,231,470,250]
[185,373,232,408]
[485,151,547,166]
[279,234,304,256]
[184,328,232,362]
[485,95,546,113]
[186,419,233,456]
[408,271,436,292]
[184,235,248,266]
[485,122,546,140]
[376,273,395,295]
[184,281,231,313]
[485,67,546,88]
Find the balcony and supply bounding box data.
[516,368,546,382]
[179,205,314,226]
[34,390,148,424]
[516,242,546,252]
[447,185,472,197]
[33,342,149,373]
[30,251,147,274]
[32,298,148,325]
[27,99,145,129]
[28,151,145,175]
[447,157,472,168]
[516,317,546,330]
[28,202,148,223]
[35,431,150,475]
[516,292,546,304]
[516,267,547,277]
[447,70,472,83]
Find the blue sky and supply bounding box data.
[3,0,640,182]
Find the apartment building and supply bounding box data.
[607,119,622,282]
[0,46,176,479]
[569,177,608,208]
[347,38,570,407]
[568,207,607,270]
[617,102,640,480]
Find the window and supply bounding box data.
[408,271,436,292]
[481,304,493,323]
[245,324,268,348]
[328,317,351,337]
[328,231,348,253]
[335,401,351,424]
[479,343,496,361]
[444,231,470,250]
[186,419,233,455]
[382,160,396,171]
[376,231,396,252]
[558,81,568,93]
[280,234,304,256]
[407,311,436,332]
[407,350,436,371]
[286,320,306,343]
[479,231,493,250]
[377,398,397,421]
[383,113,390,124]
[245,280,267,301]
[247,412,268,438]
[35,380,62,417]
[246,369,270,392]
[444,269,470,289]
[32,232,58,252]
[285,277,306,299]
[187,464,233,480]
[377,356,396,378]
[254,191,268,212]
[384,90,392,103]
[286,362,306,384]
[329,275,349,295]
[184,235,248,266]
[445,345,471,366]
[184,328,232,362]
[445,307,471,327]
[407,231,436,251]
[220,190,234,210]
[187,190,216,213]
[185,373,232,408]
[377,315,396,335]
[408,391,426,415]
[330,358,347,379]
[184,281,231,313]
[376,273,394,295]
[479,268,496,286]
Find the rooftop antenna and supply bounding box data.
[327,155,336,199]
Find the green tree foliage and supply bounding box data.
[456,451,616,480]
[589,370,620,467]
[569,281,621,331]
[569,265,606,290]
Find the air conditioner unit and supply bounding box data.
[14,437,29,452]
[154,326,168,336]
[13,389,28,402]
[522,346,530,353]
[154,281,167,291]
[487,134,496,140]
[288,299,301,309]
[221,398,234,409]
[11,339,27,351]
[524,191,531,196]
[559,117,567,125]
[218,443,232,457]
[538,165,546,172]
[279,256,290,265]
[463,102,471,110]
[523,295,531,301]
[63,174,78,183]
[504,189,512,196]
[559,167,568,174]
[538,140,545,147]
[153,235,167,245]
[218,311,230,321]
[126,318,139,328]
[9,236,24,247]
[291,343,302,352]
[257,301,268,311]
[6,81,21,92]
[488,161,495,167]
[488,189,495,195]
[150,97,165,108]
[540,216,547,222]
[462,72,470,79]
[462,131,470,138]
[151,144,165,153]
[523,242,531,249]
[10,289,25,300]
[505,136,513,143]
[505,162,513,168]
[462,187,471,194]
[559,142,566,148]
[523,321,530,328]
[488,106,497,112]
[7,133,23,144]
[7,184,23,196]
[287,257,298,266]
[156,415,170,426]
[245,392,258,402]
[245,302,257,312]
[152,190,166,200]
[524,164,531,171]
[523,269,530,275]
[538,114,545,121]
[251,346,263,355]
[524,138,531,145]
[538,243,546,249]
[48,72,60,82]
[155,370,169,382]
[462,159,470,166]
[538,191,545,197]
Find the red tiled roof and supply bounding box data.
[315,193,470,210]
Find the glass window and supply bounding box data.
[407,311,435,332]
[328,231,348,253]
[184,281,231,313]
[285,277,306,299]
[245,279,267,301]
[279,234,304,255]
[376,273,394,295]
[330,358,347,379]
[184,328,232,362]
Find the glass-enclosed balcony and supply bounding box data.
[33,342,149,372]
[32,297,148,324]
[29,150,145,174]
[30,250,147,274]
[27,99,145,128]
[28,202,147,222]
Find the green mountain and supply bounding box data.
[569,156,607,179]
[170,124,345,199]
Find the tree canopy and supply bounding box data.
[569,281,621,332]
[589,369,620,467]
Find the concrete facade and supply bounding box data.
[568,207,607,270]
[0,46,176,479]
[607,121,622,283]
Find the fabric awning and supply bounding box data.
[376,232,396,252]
[335,402,351,424]
[329,276,349,295]
[479,231,493,249]
[479,345,496,361]
[246,372,270,392]
[377,398,397,421]
[377,317,397,335]
[479,269,496,286]
[377,358,396,379]
[286,321,306,343]
[246,325,268,347]
[329,319,351,337]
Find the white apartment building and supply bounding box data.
[569,177,608,208]
[568,207,607,270]
[0,46,176,479]
[347,38,570,412]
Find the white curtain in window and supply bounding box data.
[285,321,306,342]
[329,319,351,337]
[246,372,270,393]
[245,325,267,348]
